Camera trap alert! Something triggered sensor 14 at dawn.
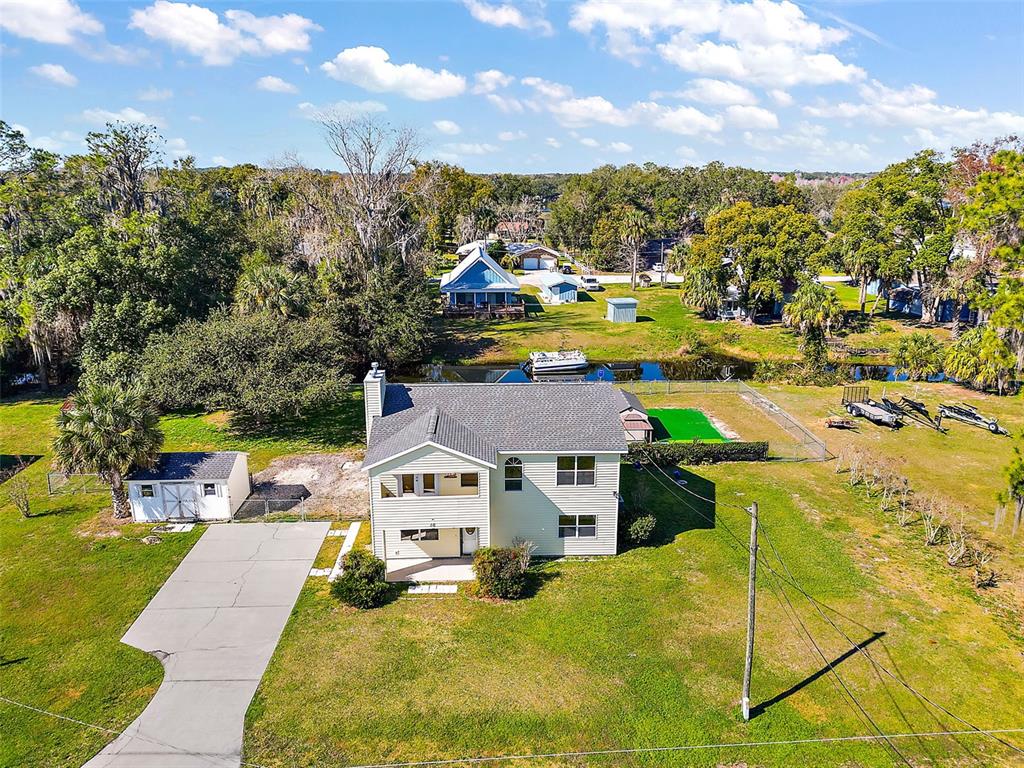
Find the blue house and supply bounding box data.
[440,246,522,317]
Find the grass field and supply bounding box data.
[648,407,728,442]
[0,394,365,768]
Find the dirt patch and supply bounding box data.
[252,453,368,518]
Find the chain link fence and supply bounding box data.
[618,379,829,462]
[232,493,367,523]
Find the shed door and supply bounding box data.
[162,483,198,519]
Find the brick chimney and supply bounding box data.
[363,363,386,439]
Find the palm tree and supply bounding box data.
[234,262,307,318]
[619,208,649,291]
[53,382,163,519]
[783,280,846,337]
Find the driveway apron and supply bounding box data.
[83,522,330,768]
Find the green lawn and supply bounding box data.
[245,457,1024,767]
[648,407,728,442]
[0,393,365,768]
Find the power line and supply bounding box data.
[4,694,1021,768]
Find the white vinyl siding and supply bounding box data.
[369,445,491,558]
[127,454,250,522]
[489,452,620,556]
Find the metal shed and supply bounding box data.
[538,272,581,304]
[605,297,638,323]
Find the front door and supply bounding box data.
[460,527,480,556]
[162,483,198,520]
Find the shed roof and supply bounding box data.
[539,272,581,288]
[128,452,244,482]
[364,382,627,468]
[615,389,647,416]
[606,297,639,307]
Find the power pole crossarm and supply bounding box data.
[742,501,758,721]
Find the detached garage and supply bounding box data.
[127,451,251,522]
[515,244,561,271]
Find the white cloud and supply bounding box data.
[138,86,173,101]
[571,0,866,87]
[256,75,298,93]
[29,63,77,87]
[677,78,757,105]
[211,155,229,166]
[297,100,387,120]
[472,68,514,94]
[676,145,699,162]
[0,0,102,45]
[434,119,462,135]
[498,130,526,141]
[607,141,632,153]
[129,1,321,66]
[579,137,600,147]
[167,137,191,159]
[485,93,524,113]
[24,129,82,153]
[545,137,562,148]
[724,104,779,129]
[639,102,725,136]
[444,142,500,155]
[188,114,203,122]
[803,79,1024,149]
[321,46,465,100]
[769,89,793,107]
[463,0,553,35]
[81,106,165,127]
[742,121,870,162]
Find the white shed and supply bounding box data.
[606,297,638,323]
[126,451,251,522]
[538,272,581,304]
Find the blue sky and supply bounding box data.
[2,0,1022,173]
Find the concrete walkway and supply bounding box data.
[83,522,329,768]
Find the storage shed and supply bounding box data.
[606,297,638,323]
[538,272,581,304]
[126,451,251,522]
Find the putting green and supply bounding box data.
[648,408,729,443]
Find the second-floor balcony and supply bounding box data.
[380,470,483,500]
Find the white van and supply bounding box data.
[580,275,601,291]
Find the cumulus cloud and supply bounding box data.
[434,119,462,135]
[571,0,865,87]
[724,104,779,129]
[498,130,527,141]
[803,79,1024,148]
[211,155,230,165]
[138,86,174,101]
[167,137,191,159]
[297,99,387,120]
[0,0,102,45]
[579,136,600,147]
[463,0,553,35]
[675,78,757,105]
[742,121,871,162]
[472,69,514,94]
[545,137,562,148]
[81,106,165,127]
[607,141,632,152]
[485,93,525,113]
[129,1,321,66]
[444,142,500,155]
[256,75,298,93]
[321,46,465,100]
[769,89,793,107]
[30,63,78,87]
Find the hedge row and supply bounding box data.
[627,440,769,465]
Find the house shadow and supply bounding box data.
[520,295,544,316]
[0,454,42,483]
[577,292,596,302]
[635,316,655,323]
[620,464,715,548]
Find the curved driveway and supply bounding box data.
[84,522,329,768]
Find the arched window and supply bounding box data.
[504,457,523,492]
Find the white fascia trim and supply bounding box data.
[363,441,497,472]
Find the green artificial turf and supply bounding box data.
[648,407,728,442]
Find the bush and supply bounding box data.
[330,548,389,608]
[628,440,769,465]
[627,514,657,544]
[472,545,531,599]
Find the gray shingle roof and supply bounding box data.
[615,389,647,415]
[364,382,628,467]
[128,452,243,482]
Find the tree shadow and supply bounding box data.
[228,398,365,449]
[521,563,561,598]
[749,631,885,719]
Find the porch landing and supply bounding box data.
[386,557,475,583]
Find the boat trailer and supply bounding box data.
[937,403,1008,435]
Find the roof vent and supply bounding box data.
[370,361,380,375]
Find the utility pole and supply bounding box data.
[742,501,758,721]
[660,242,667,287]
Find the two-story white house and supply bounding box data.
[361,364,628,578]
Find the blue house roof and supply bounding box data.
[440,247,519,293]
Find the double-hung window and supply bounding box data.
[556,456,595,486]
[504,457,523,491]
[558,514,597,538]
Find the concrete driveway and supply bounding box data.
[83,522,329,768]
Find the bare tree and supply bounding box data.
[3,463,32,518]
[318,114,421,267]
[85,122,164,218]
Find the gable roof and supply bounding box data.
[508,243,560,258]
[365,382,627,468]
[440,246,519,293]
[615,389,647,416]
[128,452,244,482]
[539,272,581,288]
